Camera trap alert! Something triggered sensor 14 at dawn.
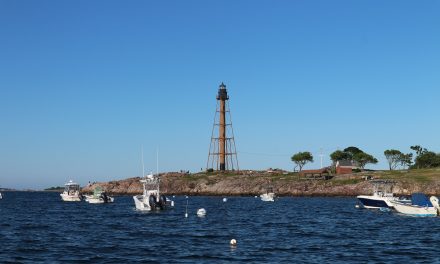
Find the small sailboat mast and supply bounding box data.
[141,145,146,196]
[156,147,160,198]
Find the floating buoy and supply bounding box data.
[185,213,188,218]
[185,195,189,199]
[355,204,360,209]
[197,208,206,217]
[171,201,175,207]
[223,198,227,202]
[230,239,237,246]
[254,196,258,198]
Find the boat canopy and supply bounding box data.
[93,186,103,196]
[411,193,433,207]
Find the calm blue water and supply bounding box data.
[1,192,440,263]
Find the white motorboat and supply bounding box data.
[390,193,438,217]
[0,192,2,199]
[84,186,114,204]
[260,187,275,202]
[133,148,173,211]
[60,180,82,202]
[133,173,173,211]
[357,180,398,208]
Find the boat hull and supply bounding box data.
[60,193,81,202]
[391,201,437,217]
[133,195,174,211]
[357,195,394,208]
[85,195,114,204]
[133,195,152,211]
[260,193,275,202]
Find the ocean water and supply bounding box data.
[1,192,440,263]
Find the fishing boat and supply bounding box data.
[133,173,172,211]
[60,180,82,202]
[84,186,114,204]
[390,193,438,217]
[260,187,275,202]
[133,148,173,211]
[356,180,398,208]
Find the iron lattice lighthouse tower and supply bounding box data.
[207,82,239,171]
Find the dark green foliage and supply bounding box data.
[409,145,440,169]
[44,186,64,191]
[383,148,414,170]
[353,152,378,169]
[343,146,363,158]
[399,153,413,168]
[330,146,377,170]
[291,151,314,172]
[410,145,427,156]
[330,150,351,163]
[384,149,403,170]
[413,151,440,169]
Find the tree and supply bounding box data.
[353,152,378,169]
[399,153,413,169]
[344,146,363,159]
[410,145,428,169]
[330,150,351,164]
[413,151,440,169]
[291,152,314,172]
[384,149,403,170]
[410,145,427,156]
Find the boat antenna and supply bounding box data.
[141,145,145,178]
[319,148,324,168]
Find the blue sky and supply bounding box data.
[1,1,440,189]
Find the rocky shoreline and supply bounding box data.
[80,170,440,196]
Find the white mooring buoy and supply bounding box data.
[223,197,227,202]
[197,208,206,217]
[230,239,237,246]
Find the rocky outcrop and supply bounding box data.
[80,170,440,196]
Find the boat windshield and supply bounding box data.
[64,184,80,192]
[371,180,395,196]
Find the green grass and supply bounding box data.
[180,168,440,187]
[366,168,440,184]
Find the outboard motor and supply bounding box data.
[158,195,167,210]
[430,196,440,215]
[101,193,109,203]
[149,195,157,210]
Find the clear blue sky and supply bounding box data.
[1,1,440,189]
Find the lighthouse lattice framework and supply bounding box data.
[207,82,239,171]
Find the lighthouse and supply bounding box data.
[207,82,239,171]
